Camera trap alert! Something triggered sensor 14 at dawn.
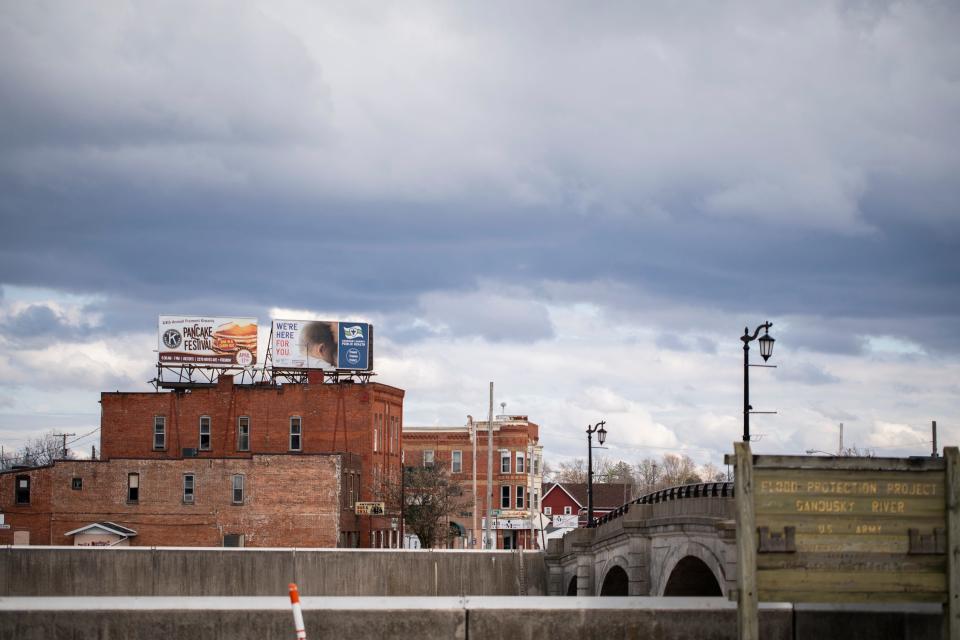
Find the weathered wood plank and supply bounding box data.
[755,495,945,516]
[757,552,945,572]
[751,455,946,472]
[945,447,959,640]
[758,568,946,594]
[757,590,947,604]
[735,442,758,640]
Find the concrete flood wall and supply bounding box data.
[0,547,548,597]
[0,597,945,640]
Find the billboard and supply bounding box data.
[271,319,372,371]
[159,316,258,366]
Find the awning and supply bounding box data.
[64,521,138,538]
[449,521,466,536]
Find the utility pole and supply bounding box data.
[838,423,843,456]
[932,421,938,458]
[469,415,477,547]
[486,382,494,550]
[56,433,76,460]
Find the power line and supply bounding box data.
[67,426,101,445]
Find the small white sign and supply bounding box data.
[552,515,579,528]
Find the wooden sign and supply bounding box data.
[726,443,960,640]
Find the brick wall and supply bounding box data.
[0,454,355,548]
[0,466,53,545]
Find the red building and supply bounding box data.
[403,415,544,549]
[0,454,356,547]
[1,374,406,548]
[541,482,633,527]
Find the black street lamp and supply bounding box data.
[586,420,607,527]
[741,322,775,442]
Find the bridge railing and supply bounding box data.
[590,481,734,527]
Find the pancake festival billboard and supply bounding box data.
[271,320,372,371]
[159,316,258,366]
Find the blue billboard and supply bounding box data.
[271,319,373,371]
[337,322,370,370]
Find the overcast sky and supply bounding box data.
[1,1,958,470]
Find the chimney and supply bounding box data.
[307,370,324,385]
[217,375,234,390]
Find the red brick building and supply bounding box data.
[0,454,356,547]
[2,374,406,548]
[403,415,544,550]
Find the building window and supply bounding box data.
[389,416,395,454]
[533,488,539,510]
[533,456,539,475]
[373,426,379,453]
[423,450,434,467]
[451,450,462,473]
[516,452,525,474]
[516,486,525,510]
[394,416,400,454]
[237,416,250,451]
[183,474,195,503]
[348,471,355,507]
[501,485,511,509]
[71,477,82,491]
[127,473,140,503]
[500,450,511,474]
[564,506,572,515]
[544,506,553,516]
[223,533,244,547]
[290,417,302,451]
[153,416,166,450]
[199,416,211,450]
[232,474,244,504]
[15,475,30,504]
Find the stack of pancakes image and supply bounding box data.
[212,322,258,356]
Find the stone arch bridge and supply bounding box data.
[544,482,736,597]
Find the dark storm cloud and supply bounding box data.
[0,1,958,357]
[774,362,841,386]
[0,304,93,345]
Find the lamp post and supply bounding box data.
[741,322,775,442]
[586,420,607,527]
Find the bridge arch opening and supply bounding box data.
[567,576,577,596]
[663,556,722,596]
[599,565,629,596]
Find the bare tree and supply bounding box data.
[8,432,66,468]
[555,458,587,483]
[604,460,636,484]
[382,461,466,549]
[660,453,702,485]
[840,445,875,457]
[698,462,727,482]
[542,459,555,483]
[634,457,664,494]
[634,454,730,494]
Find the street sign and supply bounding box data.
[355,501,385,515]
